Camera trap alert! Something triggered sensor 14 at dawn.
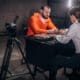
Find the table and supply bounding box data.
[25,36,75,65]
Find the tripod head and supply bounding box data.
[5,16,19,37]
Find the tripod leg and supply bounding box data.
[0,39,13,80]
[49,69,57,80]
[7,69,14,76]
[15,38,35,80]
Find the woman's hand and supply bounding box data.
[59,29,68,35]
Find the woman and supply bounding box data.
[55,7,80,80]
[56,8,80,50]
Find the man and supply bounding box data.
[26,5,59,36]
[26,5,71,80]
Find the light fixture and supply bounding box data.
[67,0,73,8]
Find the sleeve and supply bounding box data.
[56,24,76,44]
[30,16,47,34]
[48,18,57,30]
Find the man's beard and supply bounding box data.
[42,14,49,19]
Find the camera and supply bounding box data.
[5,16,19,37]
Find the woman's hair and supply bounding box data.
[69,7,80,22]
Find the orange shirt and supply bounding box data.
[26,12,57,36]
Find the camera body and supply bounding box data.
[5,16,19,37]
[5,22,17,37]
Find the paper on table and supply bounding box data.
[55,35,62,41]
[34,34,50,39]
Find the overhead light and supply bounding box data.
[68,0,73,8]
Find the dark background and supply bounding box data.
[0,0,80,32]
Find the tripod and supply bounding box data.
[0,36,35,80]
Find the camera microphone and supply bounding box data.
[5,16,19,37]
[13,16,19,24]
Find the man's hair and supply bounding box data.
[40,5,51,10]
[69,7,80,22]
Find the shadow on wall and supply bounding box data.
[18,8,39,35]
[51,16,70,29]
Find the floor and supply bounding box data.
[0,35,69,80]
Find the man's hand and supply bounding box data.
[47,28,68,35]
[47,28,59,34]
[47,30,55,34]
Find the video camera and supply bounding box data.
[5,16,19,37]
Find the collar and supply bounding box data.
[75,20,79,24]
